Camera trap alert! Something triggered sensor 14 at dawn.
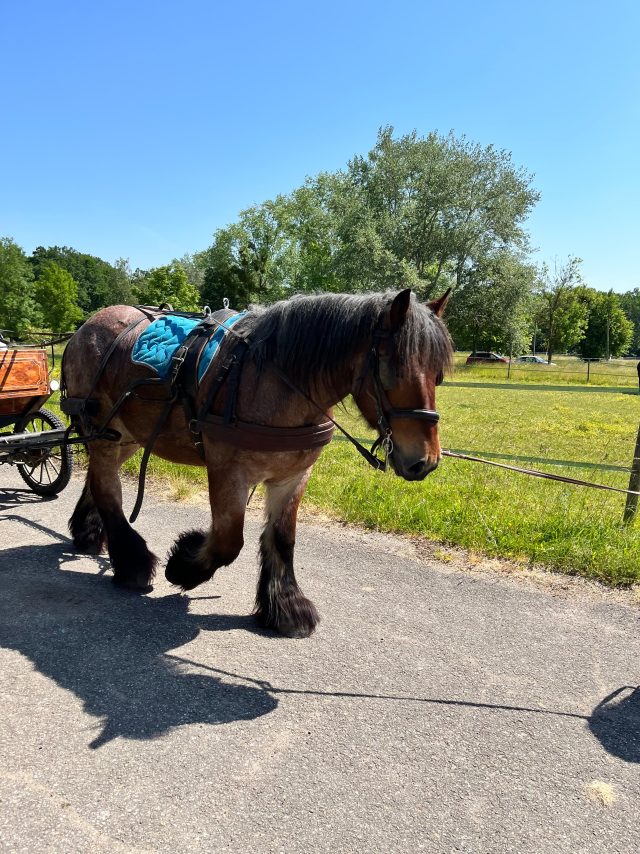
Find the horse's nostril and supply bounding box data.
[407,458,438,478]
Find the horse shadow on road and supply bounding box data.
[1,533,638,761]
[0,538,277,749]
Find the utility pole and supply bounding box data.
[606,289,613,361]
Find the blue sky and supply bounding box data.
[2,1,638,291]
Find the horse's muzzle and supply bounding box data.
[393,456,439,481]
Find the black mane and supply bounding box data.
[234,291,453,392]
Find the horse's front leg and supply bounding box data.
[255,469,318,638]
[165,468,248,590]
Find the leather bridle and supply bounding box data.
[355,327,440,470]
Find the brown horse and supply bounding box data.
[62,289,452,637]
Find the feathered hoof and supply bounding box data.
[109,532,157,592]
[165,530,213,591]
[255,588,319,638]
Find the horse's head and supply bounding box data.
[353,288,452,481]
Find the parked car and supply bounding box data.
[465,351,508,365]
[515,355,556,366]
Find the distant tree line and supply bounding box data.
[0,127,637,358]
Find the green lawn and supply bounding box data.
[453,352,638,387]
[304,387,640,586]
[40,349,640,587]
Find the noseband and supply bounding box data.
[357,328,440,469]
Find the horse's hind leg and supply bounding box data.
[83,440,157,590]
[69,442,140,555]
[255,470,318,638]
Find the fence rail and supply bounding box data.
[443,381,637,395]
[457,358,639,386]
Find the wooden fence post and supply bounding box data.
[623,423,640,524]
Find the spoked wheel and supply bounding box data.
[15,408,73,496]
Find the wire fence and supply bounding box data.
[457,357,639,385]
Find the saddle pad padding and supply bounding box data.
[131,313,245,382]
[197,312,246,382]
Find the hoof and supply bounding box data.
[69,489,105,553]
[112,574,154,594]
[255,589,319,638]
[109,530,157,590]
[73,534,107,555]
[111,552,157,591]
[165,530,213,591]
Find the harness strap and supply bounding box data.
[129,393,176,523]
[197,414,335,451]
[84,309,155,402]
[268,363,386,471]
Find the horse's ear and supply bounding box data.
[427,287,452,318]
[386,289,412,331]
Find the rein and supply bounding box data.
[442,450,640,497]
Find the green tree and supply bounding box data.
[200,127,540,304]
[534,257,589,362]
[576,288,633,359]
[30,246,132,312]
[0,237,41,336]
[33,262,84,332]
[619,288,640,354]
[446,251,536,354]
[332,127,539,296]
[174,252,207,293]
[201,205,296,309]
[133,263,201,311]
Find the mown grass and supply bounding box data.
[305,388,640,586]
[38,347,640,587]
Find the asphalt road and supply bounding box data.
[1,465,639,853]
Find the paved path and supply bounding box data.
[0,467,639,853]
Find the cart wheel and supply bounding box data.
[15,408,73,496]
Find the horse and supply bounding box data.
[61,288,452,637]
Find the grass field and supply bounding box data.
[453,352,638,387]
[36,347,640,588]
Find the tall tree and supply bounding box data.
[201,206,296,309]
[0,237,41,336]
[619,288,640,354]
[334,127,539,296]
[30,246,132,312]
[33,262,84,332]
[133,264,201,311]
[576,288,633,359]
[534,257,588,362]
[201,127,540,304]
[446,251,536,353]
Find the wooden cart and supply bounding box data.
[0,346,73,495]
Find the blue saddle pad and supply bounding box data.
[131,312,246,383]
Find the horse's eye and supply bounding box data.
[435,371,444,386]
